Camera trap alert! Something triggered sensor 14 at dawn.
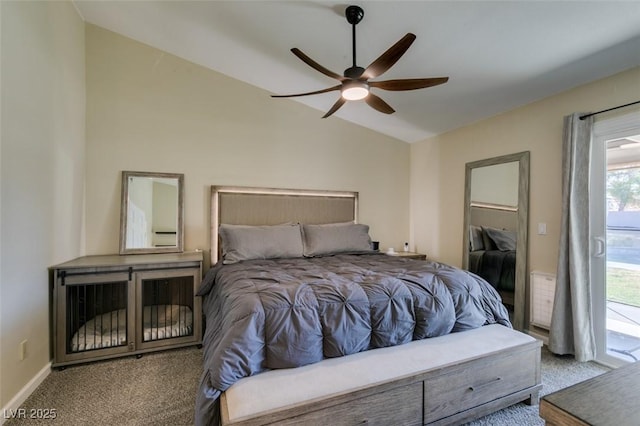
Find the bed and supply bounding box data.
[195,186,541,426]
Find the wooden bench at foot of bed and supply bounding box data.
[220,324,542,426]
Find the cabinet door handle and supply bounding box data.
[469,377,501,392]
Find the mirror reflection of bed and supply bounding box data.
[468,204,518,309]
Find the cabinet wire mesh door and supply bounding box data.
[52,252,203,367]
[56,272,136,363]
[67,281,128,352]
[136,268,198,349]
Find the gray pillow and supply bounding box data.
[482,226,517,251]
[469,225,485,252]
[301,222,373,257]
[219,224,303,264]
[481,227,497,251]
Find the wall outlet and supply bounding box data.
[19,340,27,360]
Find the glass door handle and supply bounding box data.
[593,237,606,257]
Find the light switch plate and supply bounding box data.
[538,223,547,235]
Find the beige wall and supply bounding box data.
[0,1,85,409]
[84,25,410,266]
[411,67,640,276]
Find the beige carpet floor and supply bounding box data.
[4,346,202,426]
[5,345,609,426]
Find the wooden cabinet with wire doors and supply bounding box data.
[51,252,202,368]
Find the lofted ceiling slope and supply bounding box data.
[74,1,640,143]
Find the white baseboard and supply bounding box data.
[1,362,51,425]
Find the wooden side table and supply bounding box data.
[385,251,427,260]
[539,361,638,425]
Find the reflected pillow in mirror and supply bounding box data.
[219,223,303,264]
[482,226,516,252]
[469,225,485,252]
[302,222,373,257]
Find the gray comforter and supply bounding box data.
[195,253,510,425]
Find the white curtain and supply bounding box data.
[549,112,596,362]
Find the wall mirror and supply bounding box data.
[119,171,184,255]
[462,151,529,331]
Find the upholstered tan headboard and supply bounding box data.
[470,203,518,231]
[210,186,358,264]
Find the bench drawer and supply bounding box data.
[424,348,538,423]
[272,381,422,426]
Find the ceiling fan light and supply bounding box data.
[341,81,369,100]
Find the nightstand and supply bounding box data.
[385,251,427,260]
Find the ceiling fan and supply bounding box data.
[272,5,449,118]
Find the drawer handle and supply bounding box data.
[469,377,501,392]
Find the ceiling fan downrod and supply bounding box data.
[345,5,365,79]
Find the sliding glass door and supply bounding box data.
[591,111,640,367]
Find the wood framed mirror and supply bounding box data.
[462,151,530,331]
[119,171,184,255]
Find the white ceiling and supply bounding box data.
[74,1,640,143]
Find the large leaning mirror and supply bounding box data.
[462,151,529,331]
[119,171,184,255]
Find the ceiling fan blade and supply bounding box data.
[365,93,395,115]
[322,97,346,118]
[271,85,341,98]
[369,77,449,91]
[362,33,416,80]
[291,48,345,81]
